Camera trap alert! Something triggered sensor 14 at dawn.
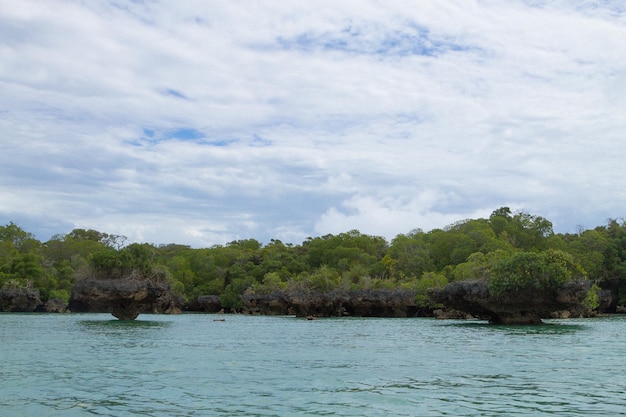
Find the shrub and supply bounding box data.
[415,272,448,308]
[489,250,573,298]
[582,284,601,311]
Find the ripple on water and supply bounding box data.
[1,314,625,416]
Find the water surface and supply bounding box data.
[1,313,625,416]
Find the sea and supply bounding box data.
[1,313,625,416]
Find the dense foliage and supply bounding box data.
[1,208,625,310]
[488,250,584,298]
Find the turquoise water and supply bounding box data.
[1,314,625,416]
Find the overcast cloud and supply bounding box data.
[1,1,625,247]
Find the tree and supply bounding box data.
[489,207,553,250]
[564,230,609,282]
[91,247,126,279]
[489,207,512,238]
[0,222,36,253]
[305,230,386,274]
[452,250,509,282]
[489,250,582,298]
[122,243,157,278]
[600,219,626,306]
[414,272,448,308]
[388,232,433,279]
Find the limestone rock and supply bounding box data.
[0,287,42,312]
[40,298,69,313]
[184,295,222,312]
[69,278,181,320]
[242,289,420,317]
[429,279,592,324]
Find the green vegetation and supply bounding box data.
[1,208,625,311]
[488,250,583,298]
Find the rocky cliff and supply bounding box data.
[242,289,424,317]
[68,278,181,320]
[0,287,42,312]
[184,295,222,312]
[428,279,592,324]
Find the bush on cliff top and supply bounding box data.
[489,249,585,298]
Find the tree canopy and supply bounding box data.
[1,208,625,311]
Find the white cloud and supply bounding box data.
[1,0,625,246]
[314,192,494,238]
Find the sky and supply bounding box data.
[1,0,625,247]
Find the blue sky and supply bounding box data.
[1,1,625,247]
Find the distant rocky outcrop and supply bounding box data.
[0,287,42,312]
[428,279,592,324]
[241,289,424,317]
[37,298,69,313]
[69,278,181,320]
[184,295,222,312]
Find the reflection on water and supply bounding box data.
[77,317,173,348]
[448,320,587,335]
[79,318,172,330]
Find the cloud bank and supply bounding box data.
[1,1,625,246]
